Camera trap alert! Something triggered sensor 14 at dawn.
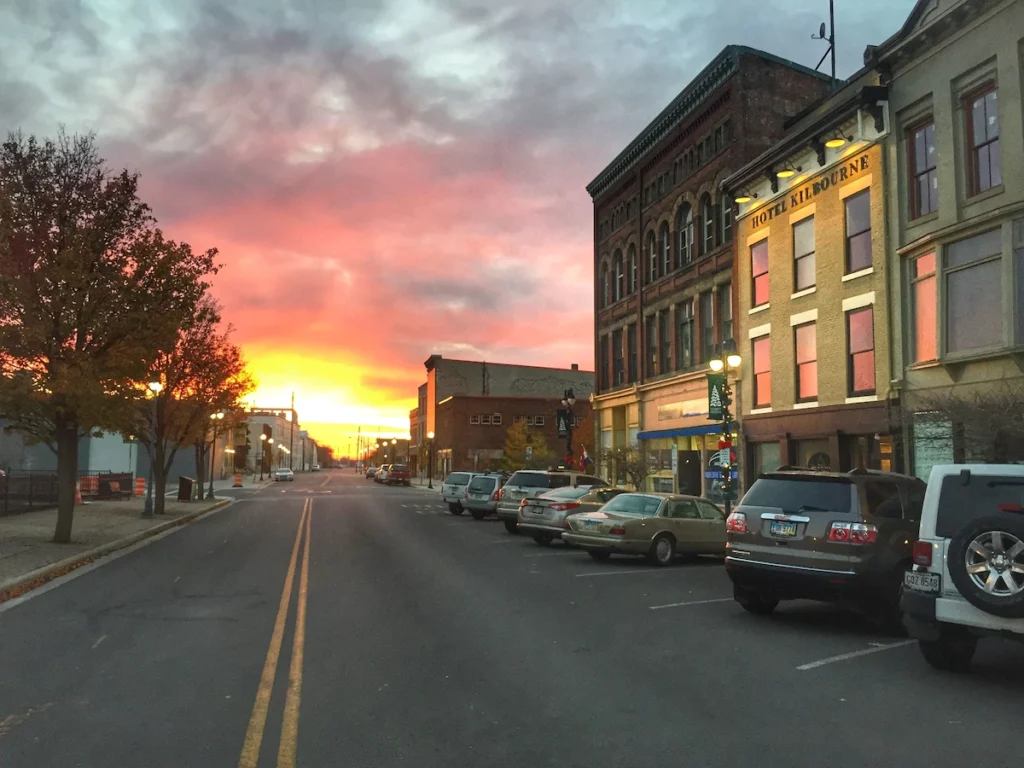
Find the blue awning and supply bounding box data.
[637,424,722,440]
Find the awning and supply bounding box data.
[637,424,722,440]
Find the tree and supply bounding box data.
[595,444,651,490]
[0,130,217,542]
[137,298,254,514]
[500,421,554,471]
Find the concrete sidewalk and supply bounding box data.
[409,477,441,493]
[0,495,231,599]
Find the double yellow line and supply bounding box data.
[238,498,312,768]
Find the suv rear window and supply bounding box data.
[935,473,1024,538]
[507,471,571,489]
[467,476,497,492]
[741,477,854,515]
[444,472,472,486]
[391,465,408,472]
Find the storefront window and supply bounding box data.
[795,438,831,470]
[913,418,954,481]
[754,442,782,476]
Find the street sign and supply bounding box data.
[705,469,739,480]
[707,374,725,420]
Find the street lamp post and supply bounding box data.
[560,388,577,468]
[258,433,267,481]
[709,350,743,517]
[208,411,225,500]
[143,381,163,519]
[427,431,435,489]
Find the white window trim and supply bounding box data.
[748,303,770,316]
[789,203,816,224]
[749,407,773,415]
[790,308,819,326]
[792,401,820,410]
[842,266,874,282]
[493,414,502,426]
[839,174,872,200]
[535,416,545,426]
[842,291,876,312]
[845,394,879,404]
[747,227,770,246]
[748,322,771,339]
[790,286,816,300]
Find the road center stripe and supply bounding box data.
[277,500,311,767]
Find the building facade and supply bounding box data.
[588,45,832,494]
[727,69,897,482]
[867,0,1024,477]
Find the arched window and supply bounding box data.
[660,223,671,276]
[627,244,637,294]
[700,194,715,254]
[599,263,609,308]
[720,197,732,244]
[675,204,693,266]
[647,232,658,282]
[613,250,624,302]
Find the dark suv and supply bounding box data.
[725,467,927,625]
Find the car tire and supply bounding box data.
[503,520,518,535]
[646,534,676,567]
[734,584,778,616]
[470,509,487,520]
[918,627,977,672]
[588,551,611,562]
[947,515,1024,619]
[448,503,463,516]
[533,534,553,546]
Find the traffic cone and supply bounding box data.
[135,477,146,496]
[74,482,83,505]
[233,473,243,488]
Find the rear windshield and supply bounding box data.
[936,473,1024,538]
[508,471,571,489]
[539,486,591,500]
[601,494,663,516]
[741,477,853,515]
[468,476,497,492]
[444,472,472,486]
[391,465,407,472]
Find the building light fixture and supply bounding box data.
[776,165,801,179]
[734,191,756,204]
[825,134,849,149]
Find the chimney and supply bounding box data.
[571,363,579,371]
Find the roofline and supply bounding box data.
[424,355,593,375]
[436,394,596,403]
[585,45,831,201]
[863,0,931,63]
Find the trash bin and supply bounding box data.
[177,476,196,502]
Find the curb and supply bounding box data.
[0,498,233,603]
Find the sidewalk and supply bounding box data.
[409,477,441,493]
[0,495,231,600]
[164,476,273,498]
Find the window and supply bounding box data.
[720,197,732,244]
[599,335,609,390]
[481,414,492,425]
[659,310,671,374]
[945,229,1002,354]
[627,245,637,294]
[793,217,815,291]
[612,328,624,385]
[845,191,871,273]
[847,307,875,396]
[701,195,715,254]
[865,481,903,519]
[613,250,624,302]
[714,126,723,152]
[794,322,817,402]
[719,285,733,345]
[599,263,609,308]
[966,85,1001,195]
[661,223,671,276]
[676,204,693,266]
[526,416,535,426]
[677,300,694,370]
[534,416,545,426]
[646,315,657,377]
[753,336,771,407]
[513,415,525,424]
[627,323,637,382]
[911,252,937,362]
[700,291,715,363]
[648,233,657,282]
[908,120,938,218]
[658,176,664,196]
[470,414,481,425]
[751,239,769,306]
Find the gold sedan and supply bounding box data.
[562,492,726,566]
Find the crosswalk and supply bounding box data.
[400,503,455,516]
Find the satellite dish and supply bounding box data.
[819,22,827,38]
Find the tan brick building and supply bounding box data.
[587,45,831,497]
[726,69,899,482]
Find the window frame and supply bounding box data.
[626,322,637,382]
[613,250,624,302]
[720,197,732,244]
[700,291,715,364]
[793,216,816,291]
[752,335,771,408]
[846,306,876,397]
[793,321,818,403]
[645,314,657,378]
[909,252,937,363]
[627,245,637,294]
[963,82,1000,197]
[719,284,733,345]
[661,223,671,276]
[751,239,770,307]
[701,195,715,254]
[844,190,872,274]
[676,299,694,371]
[942,228,1003,356]
[470,414,481,425]
[676,204,693,267]
[648,233,658,283]
[612,327,625,386]
[659,310,671,375]
[907,117,938,219]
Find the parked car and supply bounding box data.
[274,468,295,482]
[441,471,477,514]
[496,469,607,534]
[311,464,320,472]
[387,464,411,486]
[463,474,504,519]
[365,465,378,479]
[725,467,927,625]
[563,492,725,565]
[517,486,627,544]
[375,465,391,484]
[902,464,1024,671]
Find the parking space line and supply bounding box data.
[523,552,574,558]
[648,598,732,610]
[489,539,518,544]
[574,568,666,578]
[796,640,915,671]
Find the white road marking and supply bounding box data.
[796,640,916,671]
[173,576,181,583]
[574,568,667,578]
[92,635,107,649]
[523,552,572,558]
[401,504,408,508]
[489,539,518,544]
[648,597,732,610]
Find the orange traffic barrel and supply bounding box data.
[135,477,146,496]
[74,482,83,505]
[233,473,243,488]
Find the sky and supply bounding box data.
[2,0,915,454]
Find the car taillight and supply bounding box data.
[609,526,626,535]
[464,488,469,498]
[912,540,933,567]
[726,512,747,534]
[491,490,500,501]
[828,521,878,545]
[498,488,505,499]
[549,502,581,512]
[519,498,528,507]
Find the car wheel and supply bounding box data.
[873,564,912,635]
[947,515,1024,619]
[588,550,611,562]
[734,584,779,616]
[470,509,486,520]
[533,534,554,546]
[646,533,676,566]
[503,519,518,535]
[448,503,463,516]
[918,627,977,672]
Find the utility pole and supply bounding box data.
[289,392,295,470]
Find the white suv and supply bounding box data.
[901,464,1024,671]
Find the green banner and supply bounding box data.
[707,373,725,421]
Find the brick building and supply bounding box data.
[726,67,896,483]
[588,45,831,496]
[433,396,594,475]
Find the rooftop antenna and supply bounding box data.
[812,0,837,89]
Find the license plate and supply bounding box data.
[769,521,798,537]
[531,506,544,515]
[583,519,598,528]
[904,571,940,593]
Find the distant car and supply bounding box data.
[365,465,378,479]
[496,469,607,534]
[387,464,411,486]
[563,492,726,565]
[274,468,295,482]
[311,464,320,472]
[376,465,391,484]
[517,486,627,544]
[441,472,477,515]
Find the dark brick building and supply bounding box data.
[433,396,595,475]
[587,45,831,495]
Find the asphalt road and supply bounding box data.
[1,470,1022,767]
